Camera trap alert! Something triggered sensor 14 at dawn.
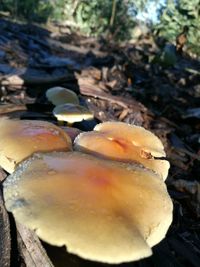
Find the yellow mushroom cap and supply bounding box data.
[53,104,94,123]
[3,152,173,264]
[75,121,170,180]
[46,87,79,106]
[0,117,72,173]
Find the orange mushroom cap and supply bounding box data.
[0,117,72,173]
[3,151,173,264]
[74,121,169,180]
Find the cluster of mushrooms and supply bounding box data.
[1,88,173,265]
[46,86,94,125]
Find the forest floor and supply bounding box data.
[0,18,200,267]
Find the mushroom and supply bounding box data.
[46,87,79,106]
[3,151,173,264]
[74,121,169,180]
[53,103,94,126]
[0,117,72,173]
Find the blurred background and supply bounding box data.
[0,0,199,56]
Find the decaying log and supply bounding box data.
[77,75,147,112]
[0,66,75,87]
[0,170,11,267]
[17,223,54,267]
[0,104,27,115]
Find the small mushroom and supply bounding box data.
[74,121,169,180]
[46,87,79,106]
[3,151,172,264]
[53,103,94,126]
[0,117,72,173]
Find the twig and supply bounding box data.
[110,0,117,28]
[0,190,11,267]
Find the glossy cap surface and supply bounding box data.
[4,151,173,263]
[0,118,72,173]
[75,122,169,180]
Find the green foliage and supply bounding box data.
[155,0,200,55]
[151,44,177,67]
[73,0,137,40]
[0,0,53,22]
[0,0,147,41]
[74,0,112,36]
[50,0,75,22]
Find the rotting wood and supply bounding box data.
[79,81,147,111]
[0,168,7,183]
[0,192,10,267]
[0,104,27,115]
[0,169,11,267]
[1,70,75,87]
[17,222,54,267]
[76,74,147,112]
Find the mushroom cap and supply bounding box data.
[46,87,79,106]
[53,104,94,123]
[3,151,173,264]
[95,122,166,157]
[0,117,72,173]
[74,121,170,180]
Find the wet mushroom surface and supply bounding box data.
[0,118,72,173]
[75,122,169,180]
[3,151,172,264]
